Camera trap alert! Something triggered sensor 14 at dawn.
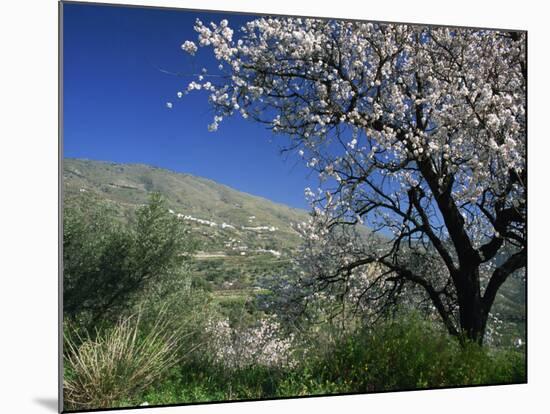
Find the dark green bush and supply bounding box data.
[63,192,195,332]
[288,312,526,394]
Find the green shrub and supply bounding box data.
[63,192,195,332]
[63,310,183,410]
[293,312,526,393]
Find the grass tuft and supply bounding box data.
[63,309,183,410]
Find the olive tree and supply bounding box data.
[63,193,193,331]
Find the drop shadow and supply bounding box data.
[33,397,58,412]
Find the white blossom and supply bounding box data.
[181,40,198,55]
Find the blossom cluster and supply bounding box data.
[176,18,524,240]
[204,316,296,369]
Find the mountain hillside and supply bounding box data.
[64,158,309,255]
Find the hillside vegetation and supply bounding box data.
[62,158,526,411]
[64,158,307,248]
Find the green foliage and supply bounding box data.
[284,313,526,394]
[120,313,525,407]
[132,270,218,363]
[63,192,194,331]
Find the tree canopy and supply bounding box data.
[174,17,526,343]
[63,193,193,331]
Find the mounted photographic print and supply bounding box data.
[60,1,527,412]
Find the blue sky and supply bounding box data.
[62,2,316,210]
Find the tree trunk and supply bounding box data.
[456,268,488,345]
[458,298,487,345]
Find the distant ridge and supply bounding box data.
[63,158,310,252]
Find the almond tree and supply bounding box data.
[174,17,526,344]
